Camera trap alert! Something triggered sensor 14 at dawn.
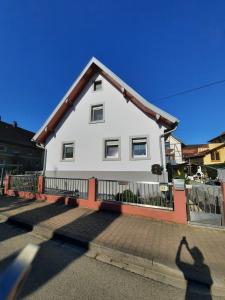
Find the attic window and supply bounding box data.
[90,104,104,123]
[93,80,102,91]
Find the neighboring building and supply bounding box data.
[204,143,225,166]
[182,133,225,176]
[165,135,184,165]
[0,120,43,172]
[182,144,209,175]
[208,132,225,143]
[33,57,178,182]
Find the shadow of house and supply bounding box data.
[0,201,121,298]
[0,198,35,213]
[19,203,121,298]
[0,198,71,243]
[176,236,213,300]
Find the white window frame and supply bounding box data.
[129,136,150,160]
[89,103,105,124]
[61,142,75,161]
[103,138,121,161]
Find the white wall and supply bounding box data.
[166,135,183,164]
[45,73,167,180]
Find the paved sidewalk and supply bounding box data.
[0,196,225,295]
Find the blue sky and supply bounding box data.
[0,0,225,144]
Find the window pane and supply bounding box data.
[105,140,119,159]
[165,142,170,149]
[63,143,74,159]
[132,140,147,156]
[216,151,220,160]
[106,145,119,158]
[91,105,103,121]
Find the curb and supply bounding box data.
[1,213,225,297]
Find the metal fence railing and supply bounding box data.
[187,185,223,214]
[44,177,88,199]
[97,180,173,209]
[9,175,38,193]
[186,184,224,226]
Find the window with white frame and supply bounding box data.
[93,80,102,91]
[90,104,104,123]
[131,137,148,159]
[104,139,120,160]
[62,143,74,160]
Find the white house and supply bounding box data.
[165,135,184,165]
[33,58,179,182]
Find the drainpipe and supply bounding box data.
[159,123,178,182]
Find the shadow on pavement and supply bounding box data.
[0,200,121,298]
[0,197,73,243]
[0,197,35,213]
[176,236,213,300]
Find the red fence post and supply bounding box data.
[87,177,97,208]
[38,176,44,194]
[173,187,188,224]
[4,175,10,195]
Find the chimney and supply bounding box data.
[12,121,17,128]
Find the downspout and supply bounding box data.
[159,123,178,182]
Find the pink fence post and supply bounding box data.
[87,177,97,209]
[38,176,44,194]
[4,175,10,195]
[173,186,188,224]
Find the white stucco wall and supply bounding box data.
[166,135,183,164]
[44,73,167,181]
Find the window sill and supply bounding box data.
[89,120,105,124]
[103,157,120,161]
[60,159,75,162]
[130,156,150,161]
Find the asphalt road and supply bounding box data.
[0,221,221,300]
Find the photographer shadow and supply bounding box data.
[176,236,213,300]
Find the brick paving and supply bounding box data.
[1,196,225,288]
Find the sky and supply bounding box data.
[0,0,225,144]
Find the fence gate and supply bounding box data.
[187,184,224,227]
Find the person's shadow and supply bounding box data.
[176,236,213,300]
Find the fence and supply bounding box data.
[187,185,223,214]
[5,174,205,224]
[44,177,88,199]
[97,180,173,209]
[186,184,224,226]
[9,175,38,193]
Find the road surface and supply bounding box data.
[0,221,220,300]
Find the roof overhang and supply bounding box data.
[33,57,179,144]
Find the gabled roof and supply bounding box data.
[0,121,36,148]
[183,143,225,159]
[208,131,225,143]
[33,57,179,144]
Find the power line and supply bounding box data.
[153,78,225,101]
